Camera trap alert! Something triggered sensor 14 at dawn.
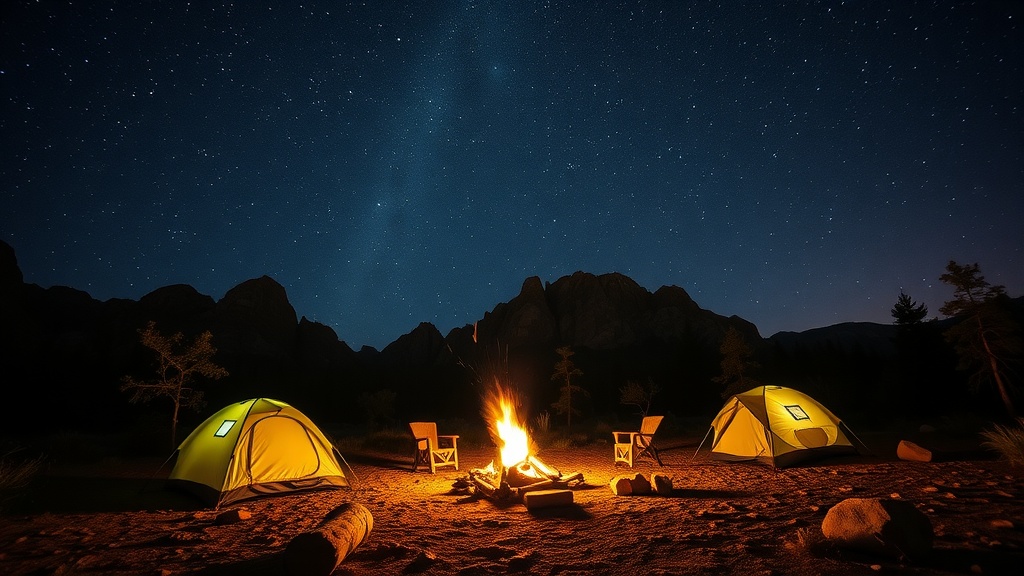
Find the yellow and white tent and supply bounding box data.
[703,386,859,468]
[169,398,351,507]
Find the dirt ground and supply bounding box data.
[1,435,1022,576]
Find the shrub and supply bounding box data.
[980,418,1024,467]
[0,448,44,510]
[357,427,413,455]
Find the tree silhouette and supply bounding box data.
[891,291,928,325]
[619,379,660,418]
[889,291,954,413]
[713,326,760,398]
[939,261,1022,417]
[120,321,229,448]
[550,346,586,430]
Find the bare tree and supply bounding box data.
[713,326,760,398]
[939,261,1022,417]
[619,379,660,418]
[121,321,229,448]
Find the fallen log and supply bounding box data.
[284,502,373,576]
[523,489,573,510]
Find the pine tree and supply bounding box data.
[550,346,586,430]
[891,292,928,325]
[939,261,1022,417]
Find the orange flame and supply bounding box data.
[484,383,533,468]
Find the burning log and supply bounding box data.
[468,469,512,500]
[468,455,584,503]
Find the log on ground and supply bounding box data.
[284,502,374,576]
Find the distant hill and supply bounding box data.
[769,322,900,356]
[2,239,1013,436]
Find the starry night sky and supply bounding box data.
[3,1,1022,350]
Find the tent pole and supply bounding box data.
[335,447,360,486]
[841,421,874,456]
[692,427,714,460]
[139,450,179,495]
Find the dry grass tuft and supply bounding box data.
[980,417,1024,467]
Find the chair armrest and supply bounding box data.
[612,431,638,444]
[437,435,459,448]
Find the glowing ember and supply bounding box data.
[484,384,534,468]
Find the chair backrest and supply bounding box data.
[409,422,439,447]
[640,415,663,435]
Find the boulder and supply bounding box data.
[822,498,933,561]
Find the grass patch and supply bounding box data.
[0,448,45,511]
[980,417,1024,467]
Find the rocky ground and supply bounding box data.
[1,435,1022,576]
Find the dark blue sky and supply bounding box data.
[3,1,1022,349]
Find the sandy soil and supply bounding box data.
[1,438,1022,576]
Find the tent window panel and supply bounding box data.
[783,405,810,421]
[214,420,237,437]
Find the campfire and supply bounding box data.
[466,386,584,503]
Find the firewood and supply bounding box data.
[610,475,633,495]
[897,440,932,462]
[284,502,373,576]
[523,489,573,509]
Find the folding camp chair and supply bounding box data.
[613,415,664,467]
[409,421,459,473]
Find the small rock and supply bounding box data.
[990,519,1014,529]
[405,550,437,573]
[215,508,252,525]
[651,473,673,495]
[630,473,652,495]
[610,475,633,496]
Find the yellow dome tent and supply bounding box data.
[701,386,861,468]
[169,398,352,507]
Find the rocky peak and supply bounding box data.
[546,271,651,348]
[0,240,23,287]
[213,275,297,357]
[475,276,558,350]
[381,321,447,367]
